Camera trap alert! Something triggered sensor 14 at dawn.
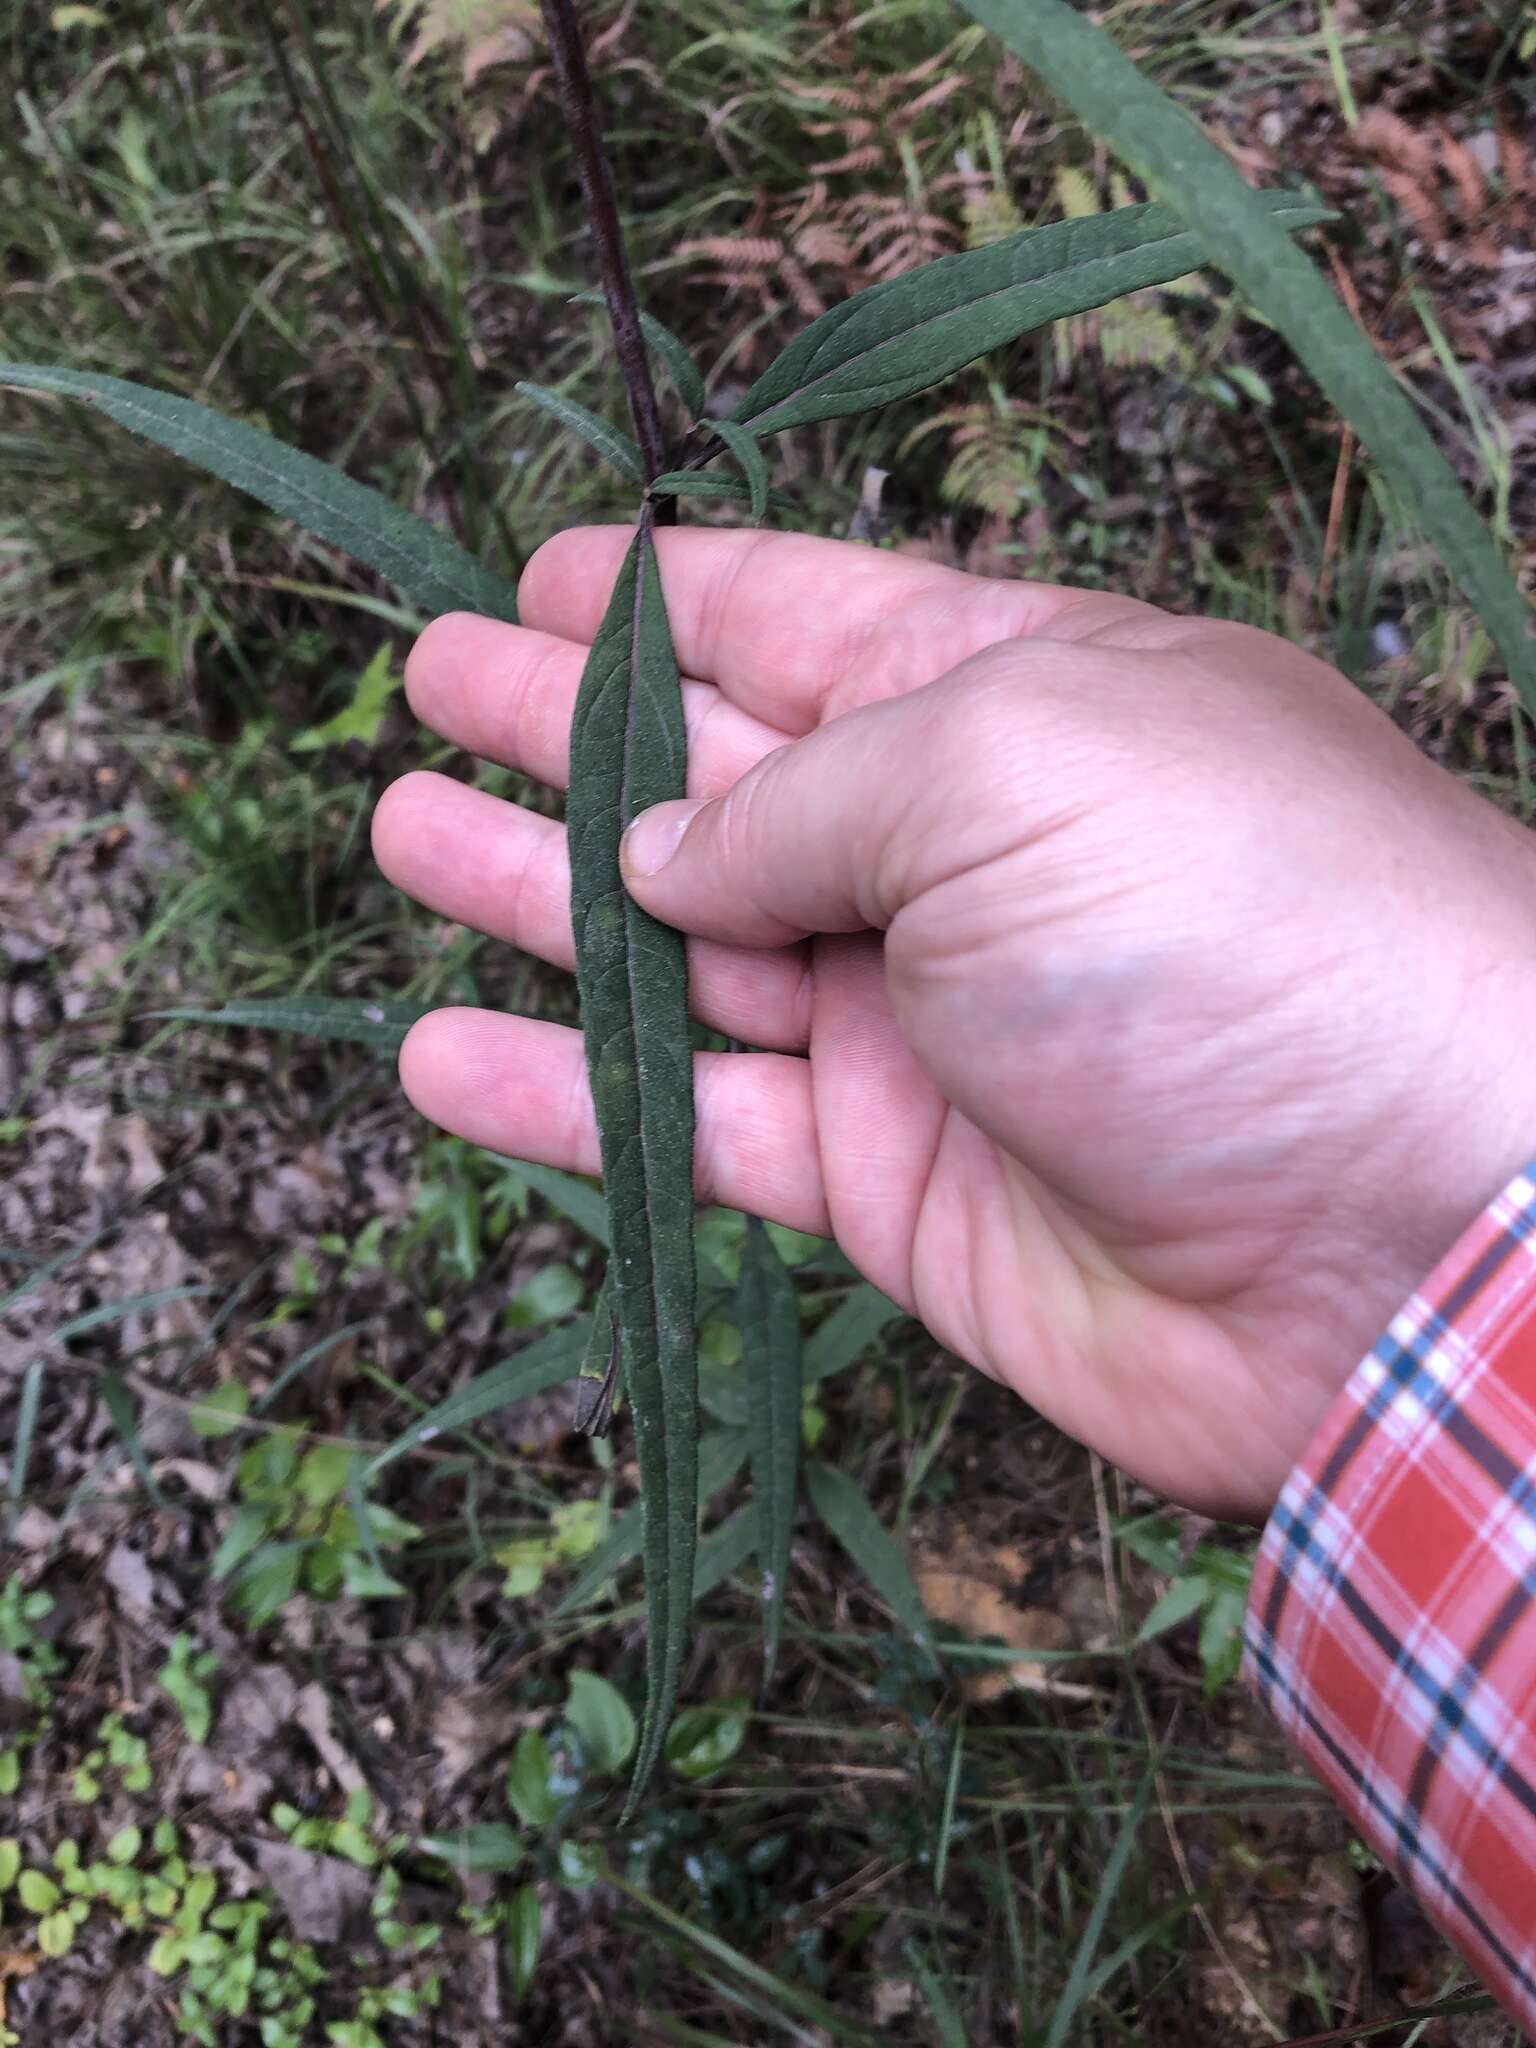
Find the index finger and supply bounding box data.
[518,525,1089,734]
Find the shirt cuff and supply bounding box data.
[1245,1164,1536,2026]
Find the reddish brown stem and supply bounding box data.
[540,0,675,517]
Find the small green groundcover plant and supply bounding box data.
[5,0,1529,1813]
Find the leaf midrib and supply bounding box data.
[620,517,674,1688]
[736,211,1220,429]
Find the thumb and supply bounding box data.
[618,656,1028,947]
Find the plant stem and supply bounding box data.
[540,0,675,516]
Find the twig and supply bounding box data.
[540,0,675,515]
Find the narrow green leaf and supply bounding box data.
[729,192,1330,438]
[516,380,643,482]
[496,1160,610,1245]
[6,1362,44,1542]
[803,1461,929,1647]
[554,1429,749,1617]
[156,994,428,1054]
[506,1882,543,1996]
[100,1373,166,1508]
[956,0,1535,705]
[647,472,796,512]
[735,1218,801,1683]
[573,294,706,418]
[614,1876,879,2046]
[365,1317,590,1475]
[1041,1774,1152,2048]
[565,521,697,1813]
[704,420,769,522]
[693,1507,757,1602]
[933,1713,965,1899]
[0,365,518,622]
[904,1941,970,2048]
[803,1285,903,1386]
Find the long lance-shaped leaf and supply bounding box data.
[954,0,1536,707]
[727,191,1330,439]
[515,380,644,482]
[804,1461,931,1650]
[565,515,697,1811]
[736,1217,801,1684]
[0,365,519,623]
[365,1317,591,1477]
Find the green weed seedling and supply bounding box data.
[211,1426,420,1622]
[0,1575,61,1794]
[71,1709,152,1804]
[1117,1512,1254,1694]
[419,1667,745,1995]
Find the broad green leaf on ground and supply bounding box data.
[736,1218,801,1682]
[565,1670,637,1776]
[419,1825,526,1874]
[365,1317,591,1475]
[955,0,1536,708]
[0,365,519,622]
[564,516,697,1812]
[804,1461,930,1647]
[156,994,429,1054]
[728,191,1329,437]
[515,380,643,482]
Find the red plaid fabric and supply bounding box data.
[1246,1166,1536,2028]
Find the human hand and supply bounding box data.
[374,528,1536,1518]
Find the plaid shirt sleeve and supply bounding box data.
[1245,1165,1536,2025]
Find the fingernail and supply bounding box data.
[621,798,705,878]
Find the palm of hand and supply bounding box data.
[374,527,1536,1517]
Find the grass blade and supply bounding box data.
[736,1217,801,1683]
[365,1318,591,1476]
[565,517,697,1812]
[100,1372,167,1509]
[0,365,519,623]
[933,1711,965,1899]
[516,380,644,482]
[496,1160,610,1246]
[6,1363,44,1541]
[614,1875,879,2046]
[804,1461,930,1648]
[706,420,769,521]
[955,0,1535,706]
[1041,1774,1152,2048]
[904,1941,970,2048]
[803,1285,903,1386]
[156,995,429,1053]
[729,192,1329,438]
[693,1506,757,1602]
